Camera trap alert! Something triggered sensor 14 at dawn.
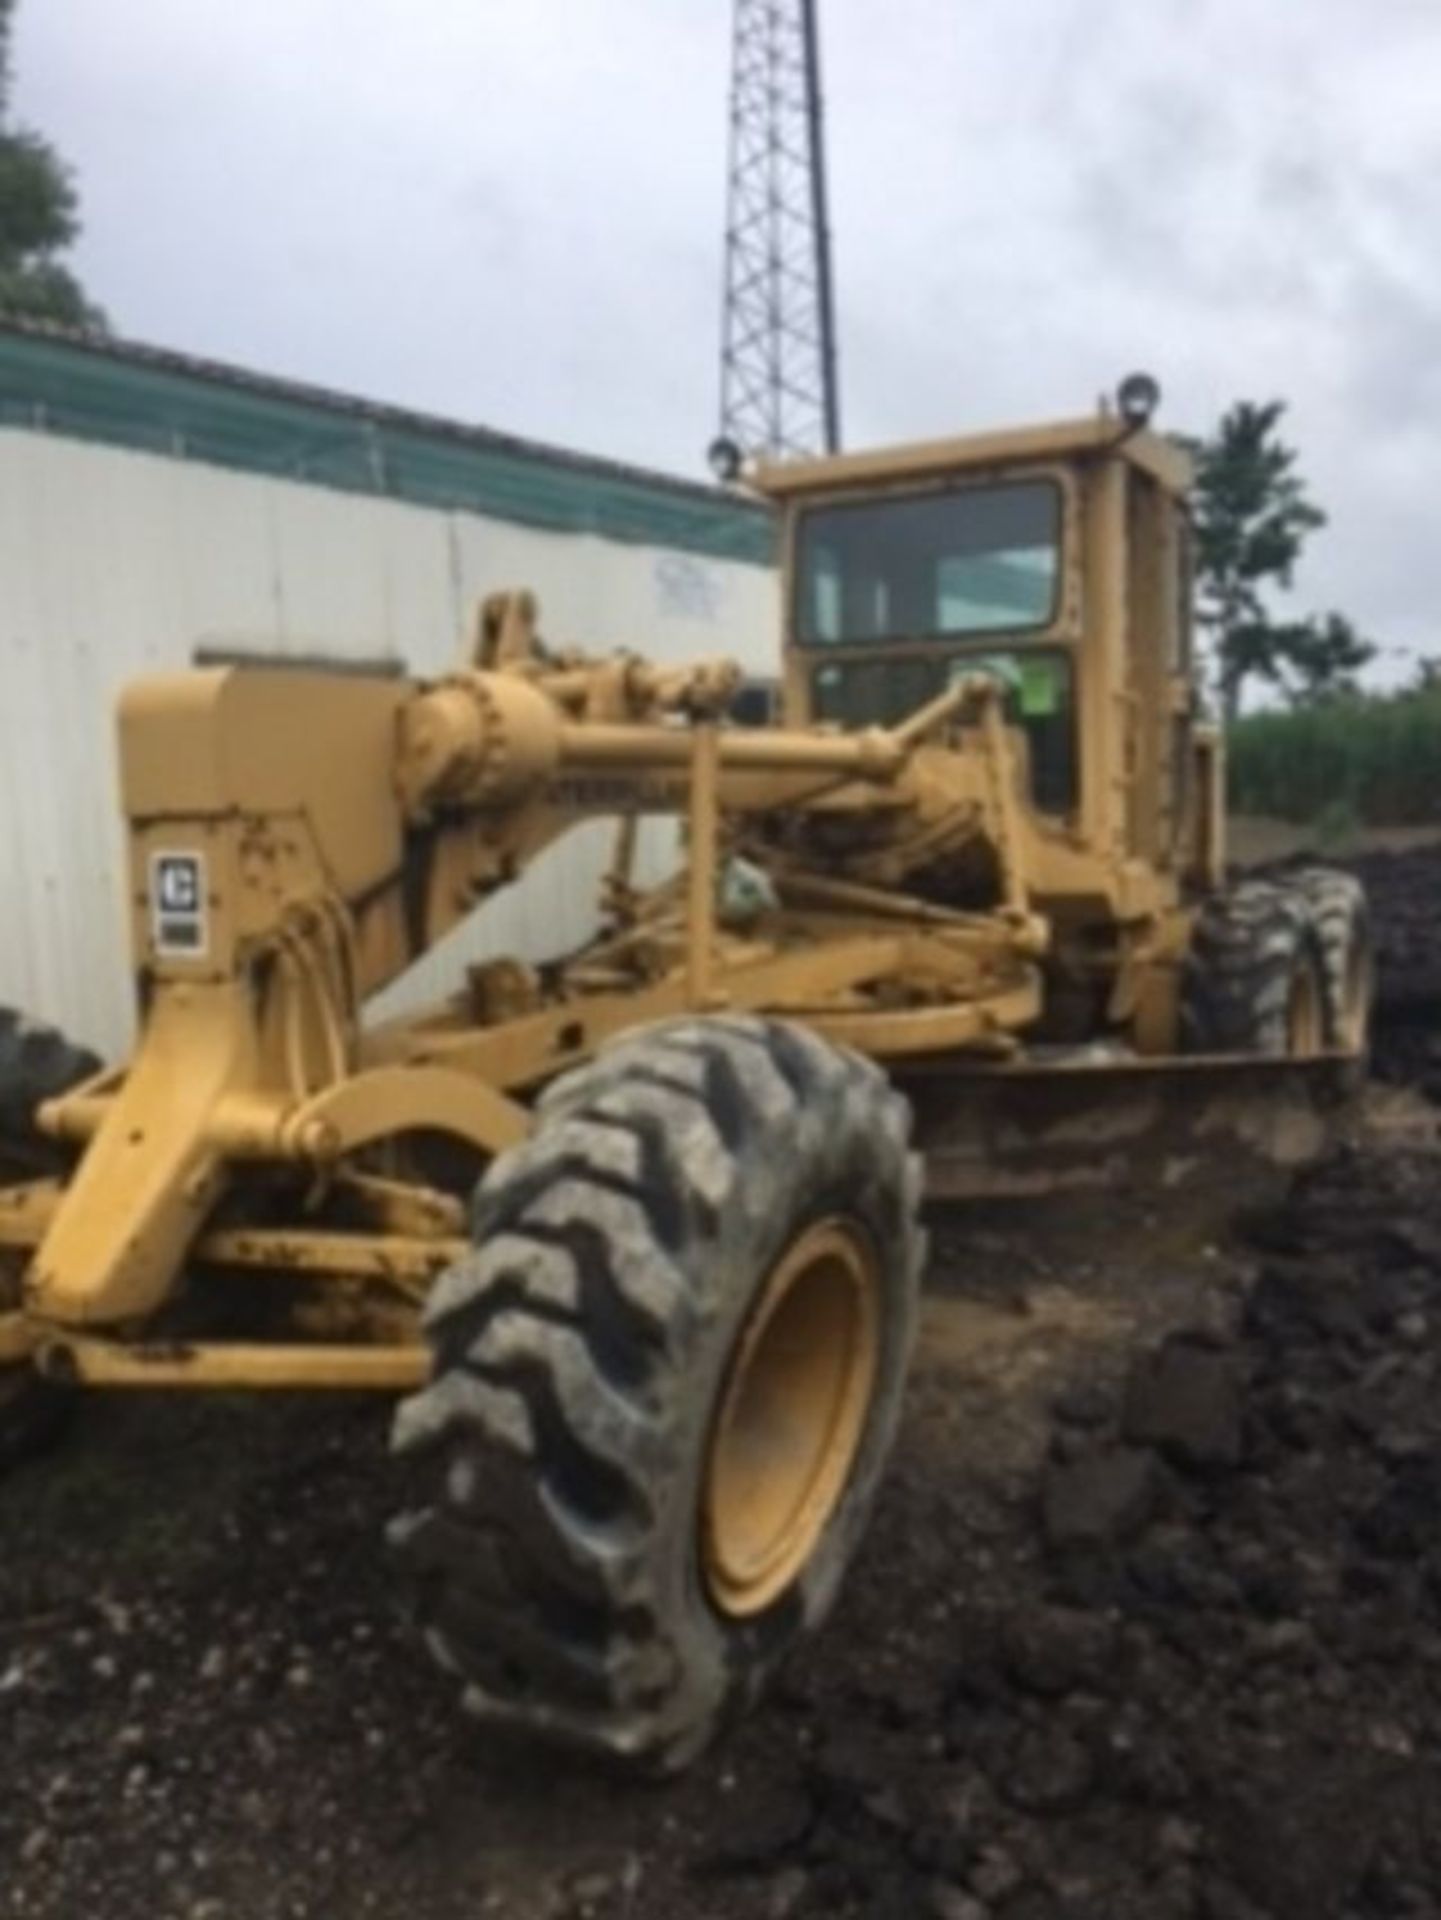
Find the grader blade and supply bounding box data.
[910,1054,1364,1202]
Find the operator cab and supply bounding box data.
[793,474,1073,810]
[746,377,1197,866]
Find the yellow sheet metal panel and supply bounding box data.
[753,416,1193,499]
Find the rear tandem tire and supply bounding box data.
[0,1008,100,1468]
[1290,865,1373,1053]
[0,1010,99,1175]
[1180,877,1328,1058]
[388,1014,924,1773]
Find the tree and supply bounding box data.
[0,0,105,330]
[1187,400,1327,721]
[1282,611,1375,707]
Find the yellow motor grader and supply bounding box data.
[0,380,1369,1768]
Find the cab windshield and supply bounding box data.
[795,479,1061,645]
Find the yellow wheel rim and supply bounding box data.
[702,1218,881,1619]
[1287,960,1325,1058]
[1340,941,1374,1053]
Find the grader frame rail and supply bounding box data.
[0,384,1371,1767]
[3,610,1046,1377]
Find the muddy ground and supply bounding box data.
[4,846,1441,1920]
[1354,848,1441,1104]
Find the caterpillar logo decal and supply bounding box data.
[151,851,207,958]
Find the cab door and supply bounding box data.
[1124,473,1194,870]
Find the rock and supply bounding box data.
[1002,1895,1063,1920]
[1051,1382,1113,1430]
[238,1789,276,1832]
[565,1869,623,1917]
[703,1778,814,1869]
[1354,1455,1441,1561]
[1367,1721,1414,1757]
[1144,1867,1201,1920]
[1210,1752,1394,1914]
[813,1727,889,1796]
[1003,1607,1117,1698]
[1373,1425,1430,1465]
[1098,1722,1192,1807]
[1042,1447,1161,1549]
[1001,1729,1094,1814]
[887,1660,952,1725]
[1260,1381,1326,1453]
[1127,1530,1239,1610]
[1243,1619,1316,1667]
[863,1785,909,1831]
[1122,1335,1246,1471]
[906,1772,992,1880]
[967,1843,1024,1905]
[926,1885,990,1920]
[1157,1815,1203,1859]
[1394,1308,1430,1347]
[762,1867,810,1918]
[1047,1425,1092,1465]
[1245,1259,1366,1352]
[1226,1539,1319,1618]
[1383,1218,1441,1272]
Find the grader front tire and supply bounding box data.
[389,1014,923,1772]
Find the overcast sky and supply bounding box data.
[13,0,1441,678]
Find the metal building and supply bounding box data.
[0,324,776,1056]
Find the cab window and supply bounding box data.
[812,649,1077,815]
[796,481,1061,645]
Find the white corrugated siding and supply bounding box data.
[0,428,777,1057]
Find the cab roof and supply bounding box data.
[749,412,1193,502]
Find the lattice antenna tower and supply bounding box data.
[713,0,839,471]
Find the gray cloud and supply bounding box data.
[13,0,1441,676]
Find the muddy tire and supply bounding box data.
[0,1008,100,1467]
[389,1014,924,1772]
[1290,866,1373,1052]
[0,1010,99,1174]
[1181,878,1327,1058]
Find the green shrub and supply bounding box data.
[1227,686,1441,826]
[1312,795,1361,847]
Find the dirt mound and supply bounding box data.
[669,1143,1441,1920]
[1348,846,1441,1100]
[1246,842,1441,1094]
[3,848,1440,1920]
[1349,845,1441,1014]
[12,1152,1440,1920]
[6,1157,1441,1920]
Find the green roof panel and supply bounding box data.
[0,324,776,567]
